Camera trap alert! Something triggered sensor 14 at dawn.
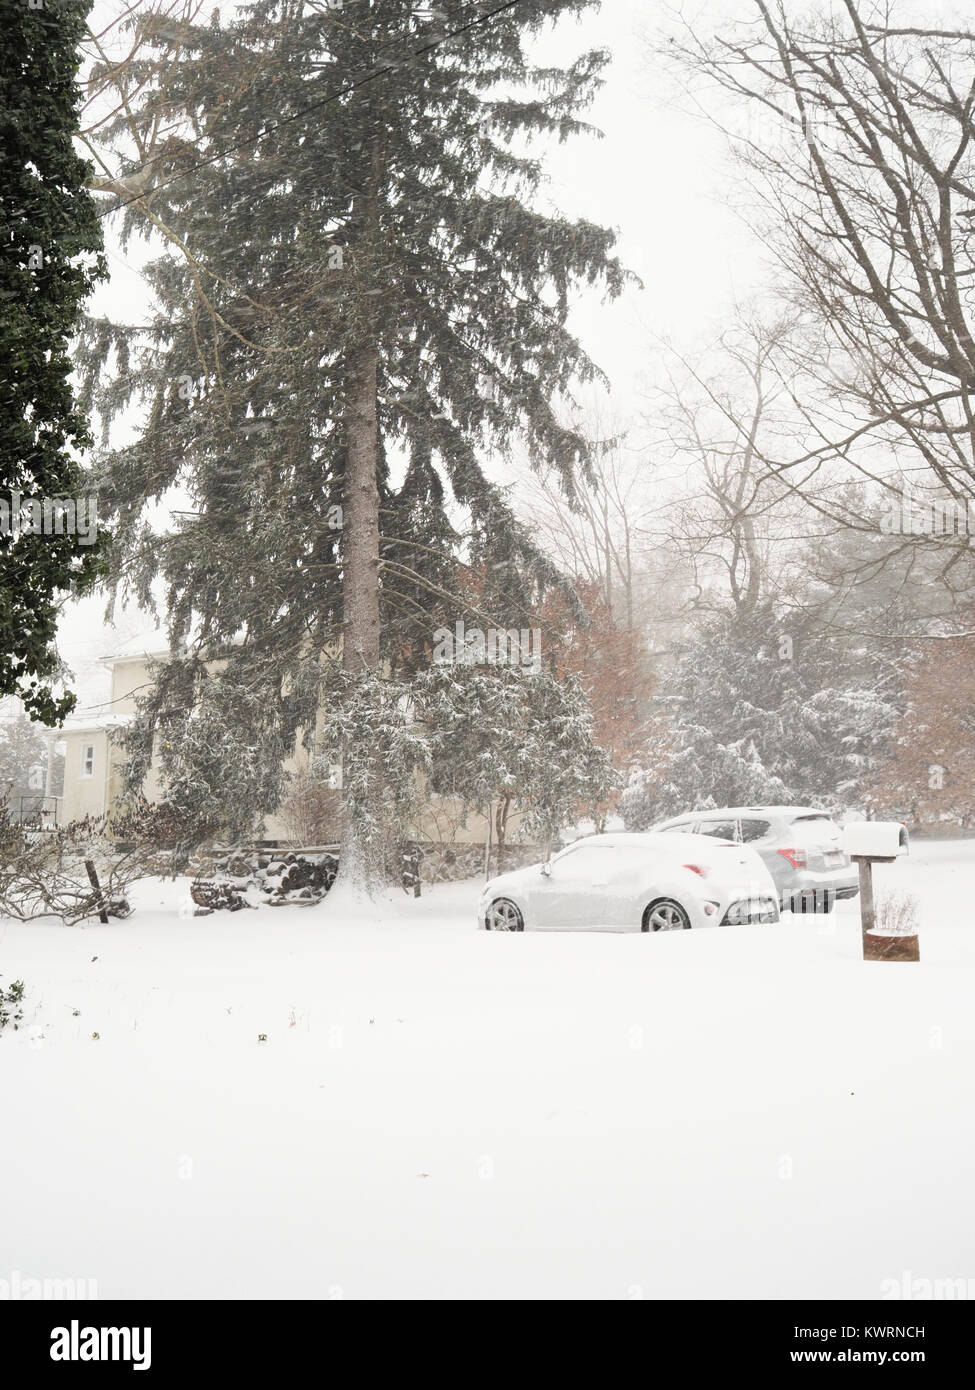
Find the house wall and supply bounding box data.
[109,655,158,715]
[60,732,111,824]
[58,656,161,826]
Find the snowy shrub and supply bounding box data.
[0,978,24,1034]
[873,890,920,937]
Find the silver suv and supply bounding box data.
[652,806,859,913]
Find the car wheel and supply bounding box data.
[485,898,524,932]
[642,899,691,932]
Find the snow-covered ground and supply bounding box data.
[2,840,973,1300]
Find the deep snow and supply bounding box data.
[1,840,973,1300]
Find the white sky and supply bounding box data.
[60,0,770,716]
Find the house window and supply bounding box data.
[81,744,95,779]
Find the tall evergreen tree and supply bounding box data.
[83,0,626,891]
[1,0,107,723]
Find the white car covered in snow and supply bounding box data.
[477,831,780,932]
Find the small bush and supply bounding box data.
[0,978,25,1034]
[874,890,920,936]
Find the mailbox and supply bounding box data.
[842,820,909,858]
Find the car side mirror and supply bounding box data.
[540,862,552,877]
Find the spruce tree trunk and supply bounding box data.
[336,336,386,893]
[335,122,388,895]
[343,342,382,676]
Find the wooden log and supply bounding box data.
[84,859,110,924]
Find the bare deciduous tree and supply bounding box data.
[644,313,826,618]
[516,408,650,631]
[665,1,975,547]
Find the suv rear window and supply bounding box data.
[740,819,770,842]
[789,814,841,845]
[698,820,737,840]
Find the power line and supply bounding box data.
[97,0,525,220]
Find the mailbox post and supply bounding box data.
[842,821,917,962]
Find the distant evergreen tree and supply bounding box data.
[82,0,625,890]
[1,0,107,723]
[622,601,900,826]
[0,709,62,806]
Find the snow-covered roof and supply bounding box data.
[100,630,171,665]
[100,627,249,666]
[56,713,134,737]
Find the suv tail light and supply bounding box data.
[777,848,808,869]
[683,863,708,877]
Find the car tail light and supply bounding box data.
[683,863,708,877]
[777,848,808,869]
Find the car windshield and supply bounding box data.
[554,843,617,865]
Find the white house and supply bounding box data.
[57,632,165,827]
